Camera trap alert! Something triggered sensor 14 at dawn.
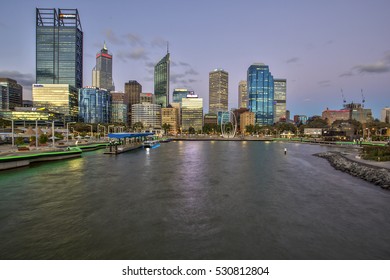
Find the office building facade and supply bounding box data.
[124,80,142,126]
[274,79,287,123]
[161,106,179,135]
[110,91,127,124]
[36,8,83,88]
[92,42,114,91]
[32,84,78,121]
[154,53,170,108]
[182,95,203,132]
[131,103,161,129]
[79,87,111,124]
[381,107,390,123]
[240,111,255,134]
[209,69,228,114]
[238,80,248,109]
[247,63,274,126]
[0,78,23,110]
[173,88,193,104]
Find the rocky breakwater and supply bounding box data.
[314,152,390,190]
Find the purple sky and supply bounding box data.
[0,0,389,118]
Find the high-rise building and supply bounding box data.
[209,69,228,114]
[36,8,83,88]
[247,63,274,125]
[124,80,142,126]
[161,106,179,135]
[131,103,161,129]
[92,42,114,91]
[78,87,111,124]
[32,84,78,122]
[274,79,287,123]
[182,95,203,132]
[173,88,193,104]
[154,52,170,108]
[381,107,390,123]
[0,78,23,110]
[110,91,127,124]
[238,80,247,109]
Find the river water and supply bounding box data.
[1,141,390,260]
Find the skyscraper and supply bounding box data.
[273,79,287,123]
[182,95,203,132]
[79,87,111,124]
[238,80,248,109]
[154,52,170,108]
[125,80,142,126]
[209,69,228,114]
[0,78,23,110]
[92,42,114,91]
[247,63,274,125]
[36,8,83,88]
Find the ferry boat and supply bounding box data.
[143,139,160,149]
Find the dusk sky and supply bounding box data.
[0,0,389,118]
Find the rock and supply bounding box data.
[314,152,390,190]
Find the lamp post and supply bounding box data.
[66,122,76,144]
[35,119,38,148]
[86,124,93,141]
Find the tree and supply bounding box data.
[39,134,48,145]
[245,124,254,134]
[188,127,196,134]
[132,122,144,132]
[162,123,171,135]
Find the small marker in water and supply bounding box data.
[284,148,287,155]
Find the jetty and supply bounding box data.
[104,132,154,155]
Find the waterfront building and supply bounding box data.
[240,111,255,134]
[79,87,111,124]
[161,106,179,135]
[204,113,218,126]
[247,63,274,126]
[92,42,114,91]
[209,69,228,114]
[36,8,83,88]
[322,103,373,125]
[110,91,127,124]
[238,80,248,109]
[233,108,250,132]
[140,93,155,104]
[0,107,64,126]
[125,80,142,126]
[274,79,287,123]
[173,88,193,105]
[32,84,78,122]
[0,78,23,110]
[381,107,390,123]
[182,95,203,132]
[154,52,170,108]
[170,102,181,130]
[131,103,161,129]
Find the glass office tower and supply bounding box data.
[0,78,23,110]
[79,87,111,124]
[154,52,170,108]
[36,8,83,89]
[247,63,274,126]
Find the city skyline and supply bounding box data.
[0,0,389,118]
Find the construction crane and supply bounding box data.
[361,89,365,108]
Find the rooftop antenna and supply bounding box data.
[361,89,365,108]
[167,41,169,54]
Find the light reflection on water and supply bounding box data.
[1,142,390,259]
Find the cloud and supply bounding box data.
[151,37,168,48]
[341,51,390,77]
[317,80,331,87]
[125,33,144,46]
[0,70,35,88]
[286,57,299,64]
[117,48,149,62]
[104,29,125,45]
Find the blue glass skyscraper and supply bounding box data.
[247,63,274,125]
[79,87,111,124]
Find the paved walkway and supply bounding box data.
[337,149,390,170]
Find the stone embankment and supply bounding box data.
[314,152,390,190]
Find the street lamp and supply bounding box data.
[66,122,76,144]
[86,124,93,140]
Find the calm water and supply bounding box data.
[1,141,390,260]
